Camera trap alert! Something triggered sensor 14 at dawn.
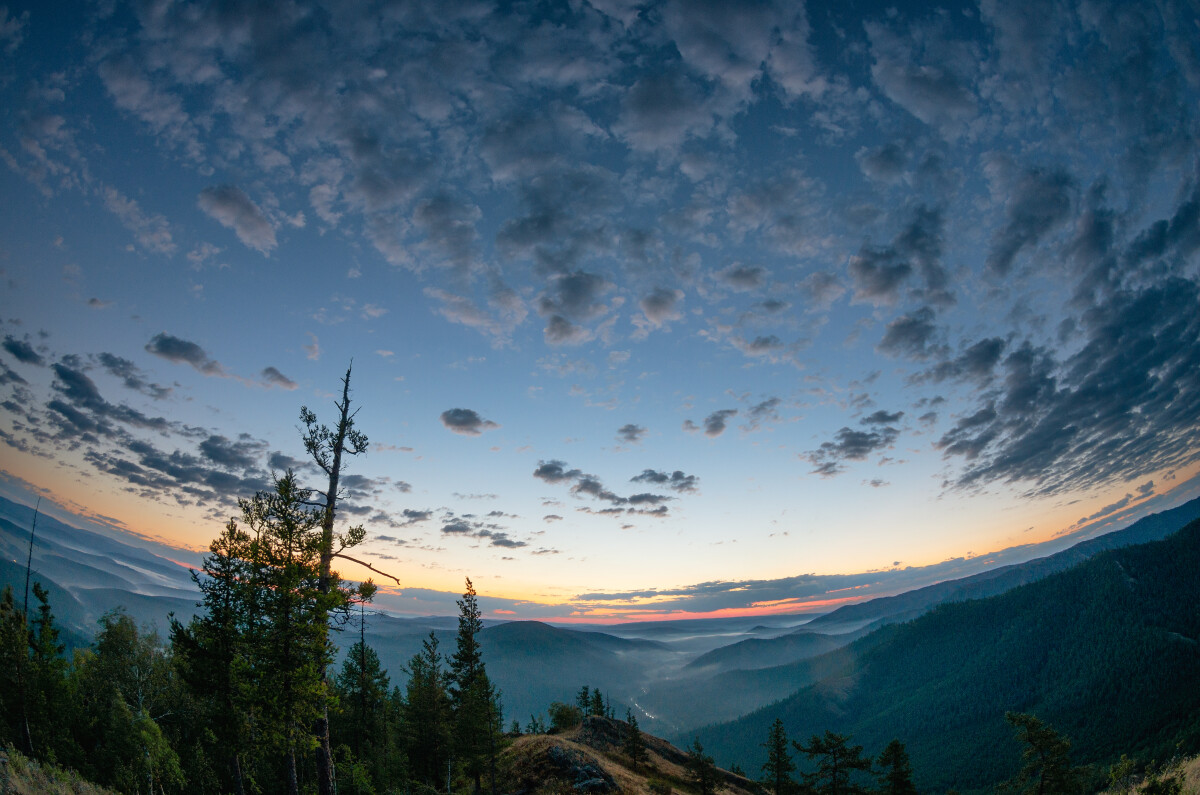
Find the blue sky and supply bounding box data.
[1,0,1199,620]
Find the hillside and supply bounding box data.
[501,716,757,795]
[695,518,1200,792]
[805,495,1200,632]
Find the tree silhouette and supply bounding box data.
[793,731,872,795]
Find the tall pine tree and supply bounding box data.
[449,578,503,795]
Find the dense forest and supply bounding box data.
[695,519,1200,792]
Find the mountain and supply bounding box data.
[684,630,848,674]
[804,496,1200,633]
[502,716,757,795]
[694,518,1200,793]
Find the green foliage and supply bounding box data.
[1002,712,1082,795]
[449,577,505,793]
[875,740,916,795]
[762,718,795,795]
[648,778,674,795]
[548,702,583,732]
[687,739,720,795]
[623,709,650,769]
[405,632,452,788]
[793,730,872,795]
[695,519,1200,792]
[1106,754,1137,793]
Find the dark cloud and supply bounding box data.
[145,332,224,375]
[877,307,943,360]
[533,460,582,484]
[717,263,768,291]
[638,287,684,330]
[199,434,261,470]
[849,205,949,307]
[439,407,499,436]
[261,366,297,390]
[630,469,699,493]
[94,353,170,399]
[2,335,43,366]
[940,278,1200,494]
[684,408,738,437]
[439,512,528,549]
[197,184,277,254]
[616,423,646,444]
[739,397,782,433]
[917,337,1006,384]
[48,362,171,435]
[856,140,910,183]
[807,425,900,476]
[863,410,904,425]
[986,167,1074,276]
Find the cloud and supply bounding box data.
[261,366,297,390]
[616,424,646,444]
[877,307,943,360]
[862,410,904,425]
[2,335,44,366]
[197,185,277,254]
[808,424,901,477]
[199,434,262,470]
[683,408,738,438]
[439,407,499,436]
[637,287,684,332]
[145,332,224,375]
[917,337,1007,385]
[101,186,176,255]
[534,460,583,484]
[534,459,678,514]
[717,263,768,291]
[986,167,1074,276]
[94,353,170,399]
[939,276,1200,495]
[630,469,699,493]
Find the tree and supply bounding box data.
[171,518,254,795]
[1003,712,1081,795]
[623,709,649,770]
[404,632,451,788]
[548,702,582,732]
[449,578,503,795]
[589,687,605,718]
[300,365,392,795]
[875,740,916,795]
[762,718,795,795]
[793,731,872,795]
[332,638,392,789]
[72,611,183,793]
[687,739,720,795]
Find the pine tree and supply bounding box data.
[687,739,720,795]
[875,740,916,795]
[1003,712,1080,795]
[623,709,649,770]
[404,632,451,788]
[793,731,872,795]
[589,687,605,718]
[171,518,254,795]
[300,365,392,795]
[762,718,795,795]
[449,578,503,795]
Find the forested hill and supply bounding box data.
[804,494,1200,632]
[694,517,1200,793]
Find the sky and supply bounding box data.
[1,0,1199,622]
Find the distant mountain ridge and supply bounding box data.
[805,495,1200,632]
[694,517,1200,792]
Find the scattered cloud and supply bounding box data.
[440,408,499,436]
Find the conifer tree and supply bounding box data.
[687,739,720,795]
[1003,712,1080,795]
[623,709,649,770]
[171,518,254,795]
[589,687,605,718]
[449,578,503,794]
[793,731,872,795]
[762,718,795,795]
[875,740,916,795]
[300,365,394,795]
[405,632,452,788]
